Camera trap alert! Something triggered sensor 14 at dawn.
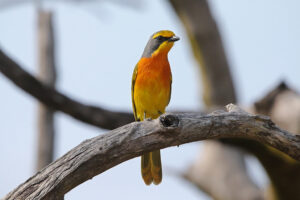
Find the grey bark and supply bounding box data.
[36,10,56,171]
[252,82,300,200]
[3,105,300,200]
[168,1,261,199]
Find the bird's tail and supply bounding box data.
[141,150,162,185]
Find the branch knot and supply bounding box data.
[159,114,179,128]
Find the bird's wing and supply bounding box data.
[131,64,139,121]
[167,76,172,106]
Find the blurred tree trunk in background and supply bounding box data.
[36,10,56,171]
[168,0,263,200]
[170,0,236,107]
[169,0,300,200]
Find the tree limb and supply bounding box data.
[3,104,300,200]
[0,49,134,130]
[168,1,262,199]
[225,82,300,200]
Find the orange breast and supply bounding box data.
[134,55,172,120]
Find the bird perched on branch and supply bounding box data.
[131,30,179,185]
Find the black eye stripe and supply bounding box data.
[155,36,171,42]
[142,35,173,57]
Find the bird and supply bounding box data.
[131,30,179,185]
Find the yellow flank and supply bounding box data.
[131,30,179,185]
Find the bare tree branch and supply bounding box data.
[3,105,300,200]
[0,49,134,130]
[213,82,300,200]
[182,84,300,200]
[232,82,300,200]
[254,82,290,115]
[168,1,263,199]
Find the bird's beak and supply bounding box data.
[169,35,180,42]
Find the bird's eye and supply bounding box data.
[156,36,164,41]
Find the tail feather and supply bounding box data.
[141,151,162,185]
[151,150,162,185]
[141,153,152,185]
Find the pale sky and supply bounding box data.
[0,0,299,199]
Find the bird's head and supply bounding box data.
[142,30,180,58]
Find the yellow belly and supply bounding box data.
[134,86,169,120]
[134,72,170,121]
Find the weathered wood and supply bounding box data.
[168,1,261,199]
[3,105,300,200]
[251,83,300,200]
[36,10,57,171]
[218,83,300,200]
[0,48,134,130]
